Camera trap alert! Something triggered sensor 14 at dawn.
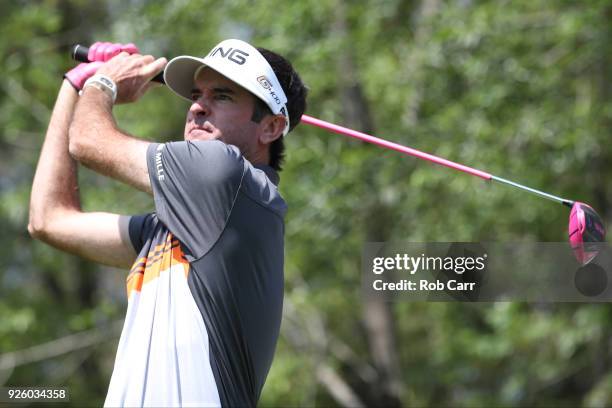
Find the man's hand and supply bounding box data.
[69,47,164,193]
[64,42,140,90]
[96,53,167,104]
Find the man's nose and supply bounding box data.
[188,96,209,117]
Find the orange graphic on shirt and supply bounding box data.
[125,233,190,297]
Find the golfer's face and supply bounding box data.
[184,67,259,148]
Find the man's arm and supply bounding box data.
[29,80,137,269]
[68,53,167,194]
[68,86,152,194]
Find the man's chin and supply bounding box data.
[185,130,218,142]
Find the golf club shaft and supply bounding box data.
[70,44,575,208]
[300,115,574,207]
[490,176,573,207]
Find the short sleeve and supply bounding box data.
[128,213,156,254]
[146,140,245,261]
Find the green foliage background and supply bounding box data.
[1,0,611,406]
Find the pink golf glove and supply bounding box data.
[64,62,103,90]
[64,42,140,90]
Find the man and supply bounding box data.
[28,39,307,407]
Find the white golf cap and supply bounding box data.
[164,39,290,136]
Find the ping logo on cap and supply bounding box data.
[208,47,249,65]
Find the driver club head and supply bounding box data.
[569,202,606,265]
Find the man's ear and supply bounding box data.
[258,115,286,145]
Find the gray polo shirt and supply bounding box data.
[104,140,286,408]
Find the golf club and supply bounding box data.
[300,115,607,265]
[71,44,607,265]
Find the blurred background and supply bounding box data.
[1,0,611,406]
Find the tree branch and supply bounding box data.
[0,320,123,376]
